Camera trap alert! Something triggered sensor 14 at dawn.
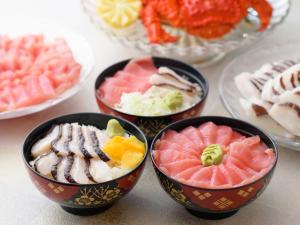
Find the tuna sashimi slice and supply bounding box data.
[231,131,246,143]
[154,140,198,157]
[124,56,158,75]
[162,130,200,154]
[181,126,205,152]
[218,164,233,186]
[12,84,32,108]
[210,166,229,186]
[228,136,274,172]
[153,149,196,165]
[188,166,214,184]
[155,140,182,151]
[215,125,233,147]
[159,159,200,176]
[175,165,203,181]
[198,122,218,146]
[228,156,256,176]
[224,162,246,185]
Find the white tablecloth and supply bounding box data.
[1,0,300,224]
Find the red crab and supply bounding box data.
[140,0,273,44]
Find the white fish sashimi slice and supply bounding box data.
[234,72,261,99]
[81,125,99,159]
[88,125,110,149]
[31,152,59,177]
[269,103,300,137]
[52,124,72,156]
[70,156,94,184]
[89,159,113,182]
[31,125,60,158]
[56,157,69,183]
[68,123,84,157]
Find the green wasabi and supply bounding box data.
[201,144,223,167]
[163,90,183,110]
[106,119,125,137]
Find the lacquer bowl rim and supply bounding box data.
[94,56,209,119]
[150,116,278,192]
[23,112,148,187]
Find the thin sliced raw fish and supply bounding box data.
[175,165,203,181]
[155,140,198,157]
[218,164,233,186]
[198,122,218,145]
[215,125,233,147]
[228,156,256,175]
[162,130,199,154]
[181,126,205,151]
[189,166,214,184]
[210,166,228,186]
[231,131,246,143]
[160,159,200,176]
[124,56,157,75]
[153,149,196,165]
[226,160,252,184]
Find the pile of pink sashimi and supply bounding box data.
[0,35,81,112]
[153,122,276,189]
[98,57,157,107]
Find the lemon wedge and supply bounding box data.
[97,0,141,28]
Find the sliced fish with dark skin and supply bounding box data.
[70,156,95,184]
[52,124,72,156]
[31,152,60,178]
[31,125,61,158]
[56,157,70,183]
[30,122,130,184]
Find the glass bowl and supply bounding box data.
[219,40,300,150]
[0,17,94,120]
[81,0,290,67]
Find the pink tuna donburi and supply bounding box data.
[153,121,276,189]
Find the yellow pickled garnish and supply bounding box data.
[121,151,144,169]
[102,135,145,169]
[97,0,142,28]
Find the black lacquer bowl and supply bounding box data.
[23,113,148,216]
[150,116,278,220]
[95,57,209,141]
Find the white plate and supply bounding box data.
[0,17,94,120]
[219,40,300,150]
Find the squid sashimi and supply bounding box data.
[153,122,276,189]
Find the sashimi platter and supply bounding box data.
[0,18,94,119]
[1,0,298,222]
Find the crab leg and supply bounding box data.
[140,3,178,44]
[250,0,273,31]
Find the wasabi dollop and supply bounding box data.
[106,119,125,137]
[201,144,223,167]
[163,90,183,110]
